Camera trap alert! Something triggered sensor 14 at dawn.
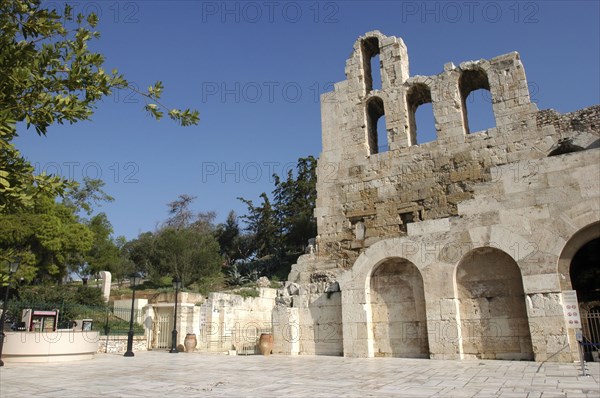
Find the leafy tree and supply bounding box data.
[17,284,105,308]
[151,228,221,288]
[164,194,216,233]
[273,156,317,252]
[239,193,281,259]
[112,236,136,284]
[165,194,197,229]
[122,232,156,278]
[215,211,254,267]
[237,156,317,279]
[0,192,94,283]
[216,211,240,254]
[83,213,120,276]
[190,211,217,234]
[63,178,114,216]
[0,1,199,213]
[123,195,223,289]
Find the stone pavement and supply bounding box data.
[0,352,598,397]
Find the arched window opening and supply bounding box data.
[377,114,388,152]
[361,37,381,93]
[367,97,386,154]
[459,69,495,134]
[548,138,585,157]
[406,84,434,145]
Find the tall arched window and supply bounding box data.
[367,97,386,154]
[361,37,381,93]
[406,83,435,145]
[459,69,495,134]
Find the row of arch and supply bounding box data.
[363,223,599,360]
[362,37,496,155]
[369,247,532,359]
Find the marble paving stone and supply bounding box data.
[0,352,598,397]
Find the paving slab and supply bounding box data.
[0,352,598,397]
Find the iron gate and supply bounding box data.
[154,312,172,349]
[582,307,600,359]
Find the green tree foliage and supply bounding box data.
[11,284,107,327]
[112,236,136,284]
[152,228,221,288]
[0,192,93,283]
[0,1,199,213]
[273,156,317,252]
[63,178,114,216]
[0,177,119,283]
[215,210,255,267]
[239,193,281,259]
[164,194,197,229]
[122,232,156,278]
[83,213,120,275]
[164,194,216,233]
[238,156,317,279]
[124,195,223,289]
[18,284,106,309]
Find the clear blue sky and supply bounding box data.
[15,1,600,240]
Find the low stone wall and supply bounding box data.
[197,288,276,353]
[97,335,148,354]
[274,277,343,356]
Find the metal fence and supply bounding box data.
[582,307,600,359]
[2,301,144,336]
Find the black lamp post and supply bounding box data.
[0,259,20,367]
[124,272,142,357]
[169,276,182,353]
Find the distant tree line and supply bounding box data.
[0,1,316,297]
[124,155,317,290]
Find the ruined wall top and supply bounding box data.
[313,31,600,269]
[320,31,535,156]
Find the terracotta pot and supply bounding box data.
[258,333,273,356]
[184,333,197,353]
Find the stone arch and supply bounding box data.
[361,36,381,93]
[366,96,386,154]
[339,237,430,358]
[459,66,496,134]
[368,257,429,358]
[548,139,585,157]
[557,221,600,291]
[406,82,434,145]
[558,222,600,359]
[454,247,533,360]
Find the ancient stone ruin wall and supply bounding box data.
[314,30,599,270]
[282,31,599,361]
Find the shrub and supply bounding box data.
[236,287,259,299]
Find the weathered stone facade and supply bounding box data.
[282,31,599,362]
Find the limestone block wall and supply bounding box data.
[272,306,300,355]
[145,292,204,349]
[370,258,429,358]
[274,279,343,356]
[338,148,599,361]
[197,289,276,353]
[286,31,598,362]
[314,30,600,272]
[455,248,533,360]
[98,335,147,354]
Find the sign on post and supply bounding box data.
[562,290,582,329]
